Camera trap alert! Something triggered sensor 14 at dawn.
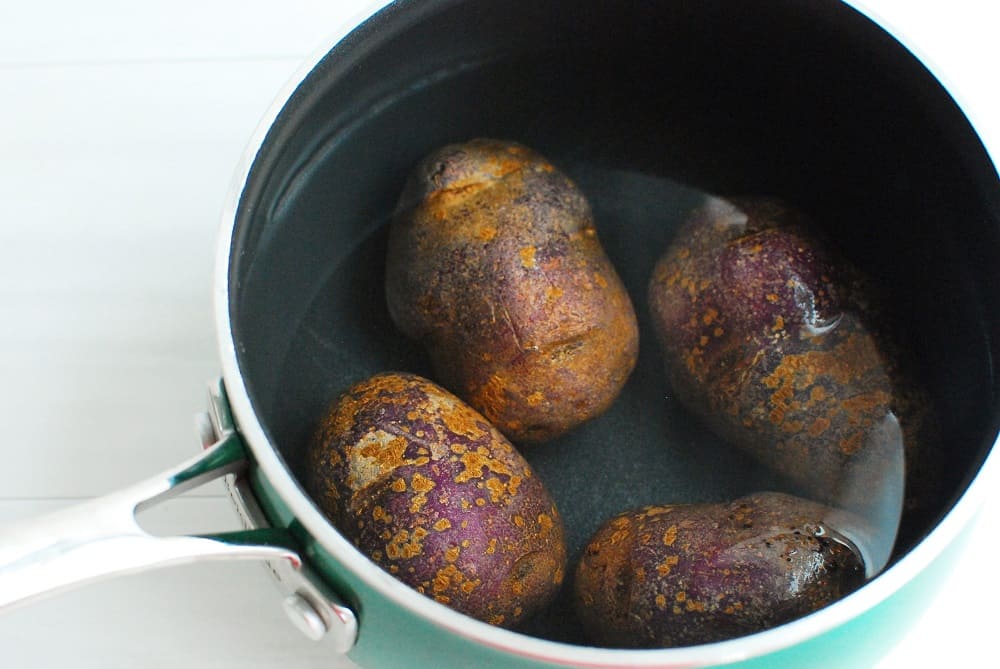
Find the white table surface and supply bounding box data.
[0,1,996,667]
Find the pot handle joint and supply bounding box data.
[0,379,357,654]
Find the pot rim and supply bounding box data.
[214,1,1000,666]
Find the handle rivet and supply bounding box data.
[282,593,329,641]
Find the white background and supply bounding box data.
[0,1,996,667]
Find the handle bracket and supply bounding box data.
[205,380,358,653]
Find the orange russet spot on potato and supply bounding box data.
[391,478,407,493]
[526,391,545,406]
[769,407,785,425]
[766,293,779,303]
[662,525,679,546]
[486,538,498,554]
[477,225,498,242]
[840,431,864,456]
[358,435,407,470]
[455,449,513,484]
[841,391,891,416]
[489,614,506,626]
[541,255,564,271]
[677,247,691,259]
[513,515,525,528]
[772,315,785,332]
[519,246,538,269]
[438,403,488,441]
[676,591,687,603]
[507,475,523,496]
[713,326,725,337]
[610,529,629,545]
[808,416,831,437]
[655,594,667,610]
[385,527,428,560]
[810,385,828,402]
[445,545,460,563]
[475,498,487,506]
[593,272,608,288]
[656,555,680,576]
[782,419,805,433]
[702,308,719,325]
[470,374,507,425]
[432,564,466,594]
[411,473,436,493]
[485,477,507,503]
[433,518,452,532]
[686,599,706,612]
[538,513,554,532]
[485,154,527,179]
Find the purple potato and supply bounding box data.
[647,196,939,521]
[386,138,639,443]
[574,492,865,647]
[304,372,567,627]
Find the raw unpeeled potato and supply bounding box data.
[304,372,567,628]
[574,492,865,647]
[386,138,639,443]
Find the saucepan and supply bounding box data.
[1,0,998,667]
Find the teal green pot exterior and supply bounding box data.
[243,457,980,669]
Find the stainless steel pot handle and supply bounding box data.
[0,380,357,654]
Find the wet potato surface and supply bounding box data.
[385,139,640,443]
[304,372,567,628]
[648,197,941,530]
[574,492,866,648]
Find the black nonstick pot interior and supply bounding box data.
[228,0,1000,644]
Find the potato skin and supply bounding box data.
[647,197,937,519]
[385,138,639,442]
[574,493,865,647]
[303,372,567,628]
